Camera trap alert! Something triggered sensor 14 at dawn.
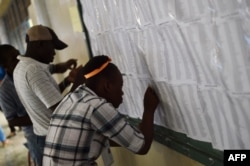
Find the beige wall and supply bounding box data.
[28,1,203,166]
[96,141,203,166]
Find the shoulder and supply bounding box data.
[15,63,50,83]
[16,61,42,73]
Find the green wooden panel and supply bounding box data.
[128,118,224,166]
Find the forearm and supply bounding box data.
[109,140,120,147]
[50,59,77,74]
[50,64,65,74]
[8,116,33,126]
[137,110,155,154]
[58,77,71,92]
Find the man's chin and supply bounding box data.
[114,102,122,109]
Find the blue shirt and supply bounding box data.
[0,74,33,134]
[0,73,43,166]
[0,66,5,80]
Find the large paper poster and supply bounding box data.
[80,0,250,150]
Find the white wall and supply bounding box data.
[79,0,250,151]
[0,18,9,44]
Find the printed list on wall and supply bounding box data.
[80,0,250,151]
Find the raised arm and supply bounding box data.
[50,59,77,74]
[137,87,159,154]
[58,65,83,92]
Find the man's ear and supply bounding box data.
[103,78,112,93]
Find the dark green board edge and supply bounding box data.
[128,117,223,166]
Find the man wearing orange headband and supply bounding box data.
[43,55,159,166]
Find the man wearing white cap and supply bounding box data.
[13,25,81,166]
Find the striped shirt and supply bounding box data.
[13,56,63,136]
[43,85,144,166]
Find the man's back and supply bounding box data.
[14,56,63,136]
[43,85,144,165]
[0,74,28,119]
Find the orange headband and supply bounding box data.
[84,58,111,79]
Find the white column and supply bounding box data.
[0,19,9,44]
[29,0,51,26]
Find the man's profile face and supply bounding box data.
[38,41,56,64]
[107,68,124,108]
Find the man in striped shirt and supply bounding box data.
[0,43,80,166]
[13,25,81,166]
[43,55,159,165]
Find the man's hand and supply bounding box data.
[58,65,82,92]
[70,66,86,92]
[67,65,83,83]
[144,87,159,113]
[53,59,77,73]
[64,59,77,70]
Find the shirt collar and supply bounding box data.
[78,85,98,96]
[17,55,49,69]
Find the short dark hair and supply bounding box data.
[82,55,111,75]
[83,55,119,87]
[0,44,16,65]
[83,55,118,78]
